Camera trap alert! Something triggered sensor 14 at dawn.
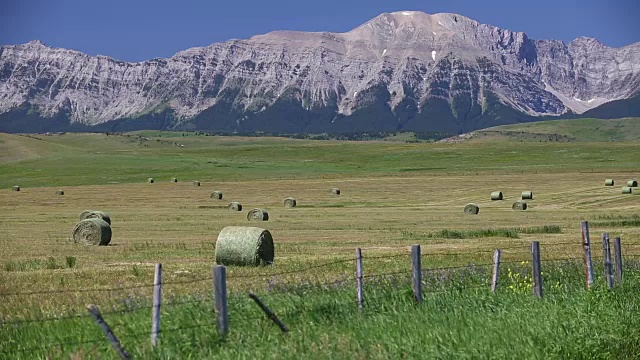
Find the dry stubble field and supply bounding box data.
[1,169,639,317]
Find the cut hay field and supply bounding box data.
[1,128,640,358]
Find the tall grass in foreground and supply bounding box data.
[2,262,639,359]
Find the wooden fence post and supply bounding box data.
[411,244,422,304]
[530,241,543,298]
[151,263,162,347]
[86,304,131,359]
[613,237,623,284]
[213,265,229,337]
[602,234,614,289]
[491,249,501,293]
[581,221,594,290]
[355,248,364,310]
[248,293,289,332]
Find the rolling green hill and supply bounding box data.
[1,126,639,188]
[473,117,640,142]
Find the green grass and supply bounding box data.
[477,117,640,142]
[591,214,640,228]
[2,262,639,359]
[519,225,563,234]
[402,225,562,240]
[1,125,639,188]
[3,257,71,272]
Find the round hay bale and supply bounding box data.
[215,226,274,266]
[604,179,615,186]
[622,187,632,194]
[228,202,243,211]
[247,208,269,221]
[627,180,638,187]
[211,191,223,200]
[55,190,64,196]
[79,210,111,225]
[193,180,201,187]
[512,201,528,211]
[490,191,503,201]
[464,203,479,215]
[72,218,112,246]
[284,197,297,208]
[148,178,155,183]
[12,185,20,192]
[331,188,341,195]
[171,178,178,183]
[521,191,534,200]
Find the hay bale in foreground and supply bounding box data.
[211,191,223,200]
[171,178,178,183]
[247,208,269,221]
[79,210,111,225]
[215,226,274,266]
[228,202,243,211]
[622,187,633,194]
[605,179,615,186]
[193,180,201,187]
[464,203,479,215]
[72,218,112,246]
[55,190,64,196]
[627,180,638,187]
[12,185,20,192]
[148,178,155,183]
[284,197,297,208]
[490,191,503,201]
[331,188,341,195]
[512,201,528,211]
[521,191,534,200]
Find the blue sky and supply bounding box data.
[2,0,639,62]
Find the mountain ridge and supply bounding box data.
[1,11,639,134]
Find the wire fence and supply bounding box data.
[0,231,634,358]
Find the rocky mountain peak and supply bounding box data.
[0,11,638,134]
[26,40,47,47]
[569,36,605,47]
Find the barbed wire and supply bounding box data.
[362,253,411,260]
[0,251,633,330]
[541,257,586,263]
[0,275,213,298]
[362,270,410,280]
[0,295,221,327]
[227,258,354,279]
[0,337,105,355]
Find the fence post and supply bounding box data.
[581,221,594,290]
[411,244,422,304]
[248,293,289,332]
[151,263,162,347]
[355,248,364,310]
[213,265,229,337]
[491,249,501,293]
[86,304,131,359]
[602,234,614,289]
[613,237,623,284]
[530,241,543,298]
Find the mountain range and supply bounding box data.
[1,11,639,134]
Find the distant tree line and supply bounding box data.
[189,131,453,142]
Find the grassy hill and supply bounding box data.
[472,117,640,142]
[1,129,639,188]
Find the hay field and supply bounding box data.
[2,128,640,358]
[1,166,639,315]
